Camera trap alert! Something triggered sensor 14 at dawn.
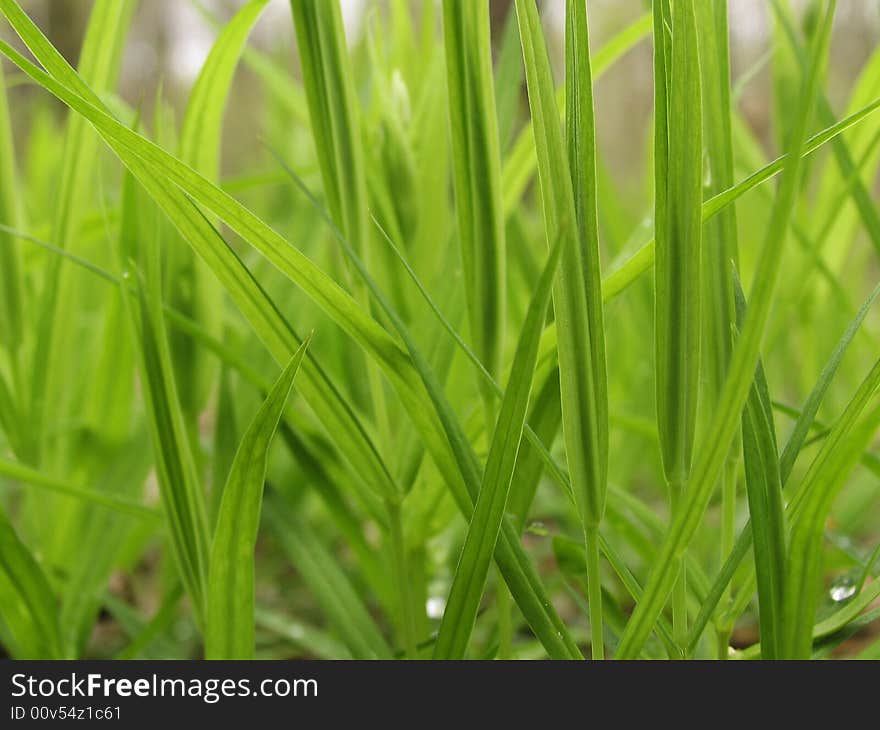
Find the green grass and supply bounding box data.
[0,0,879,660]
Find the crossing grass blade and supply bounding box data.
[771,0,880,262]
[289,0,369,256]
[0,3,400,509]
[277,158,581,658]
[4,0,880,662]
[0,454,157,520]
[172,0,270,422]
[0,10,579,660]
[615,0,836,659]
[206,336,311,659]
[442,0,506,392]
[601,95,880,304]
[433,232,562,659]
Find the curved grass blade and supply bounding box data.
[277,158,580,658]
[0,7,400,507]
[206,336,311,659]
[180,0,269,179]
[433,232,562,659]
[172,0,270,421]
[615,0,836,660]
[0,15,578,659]
[0,506,61,658]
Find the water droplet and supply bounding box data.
[121,270,131,280]
[425,596,446,620]
[525,521,549,537]
[829,575,857,602]
[703,151,713,188]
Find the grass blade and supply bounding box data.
[0,63,22,364]
[265,500,393,659]
[442,0,506,394]
[433,232,562,659]
[289,0,369,257]
[206,336,311,659]
[125,273,211,625]
[172,0,270,422]
[615,0,835,659]
[695,0,739,657]
[601,95,880,304]
[0,455,157,520]
[0,506,61,658]
[0,4,400,510]
[781,359,880,658]
[655,0,702,489]
[734,279,787,660]
[653,0,703,653]
[564,0,610,659]
[0,15,579,659]
[686,280,880,653]
[17,0,135,462]
[515,0,608,657]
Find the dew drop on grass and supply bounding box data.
[425,596,446,620]
[525,521,549,537]
[829,575,857,603]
